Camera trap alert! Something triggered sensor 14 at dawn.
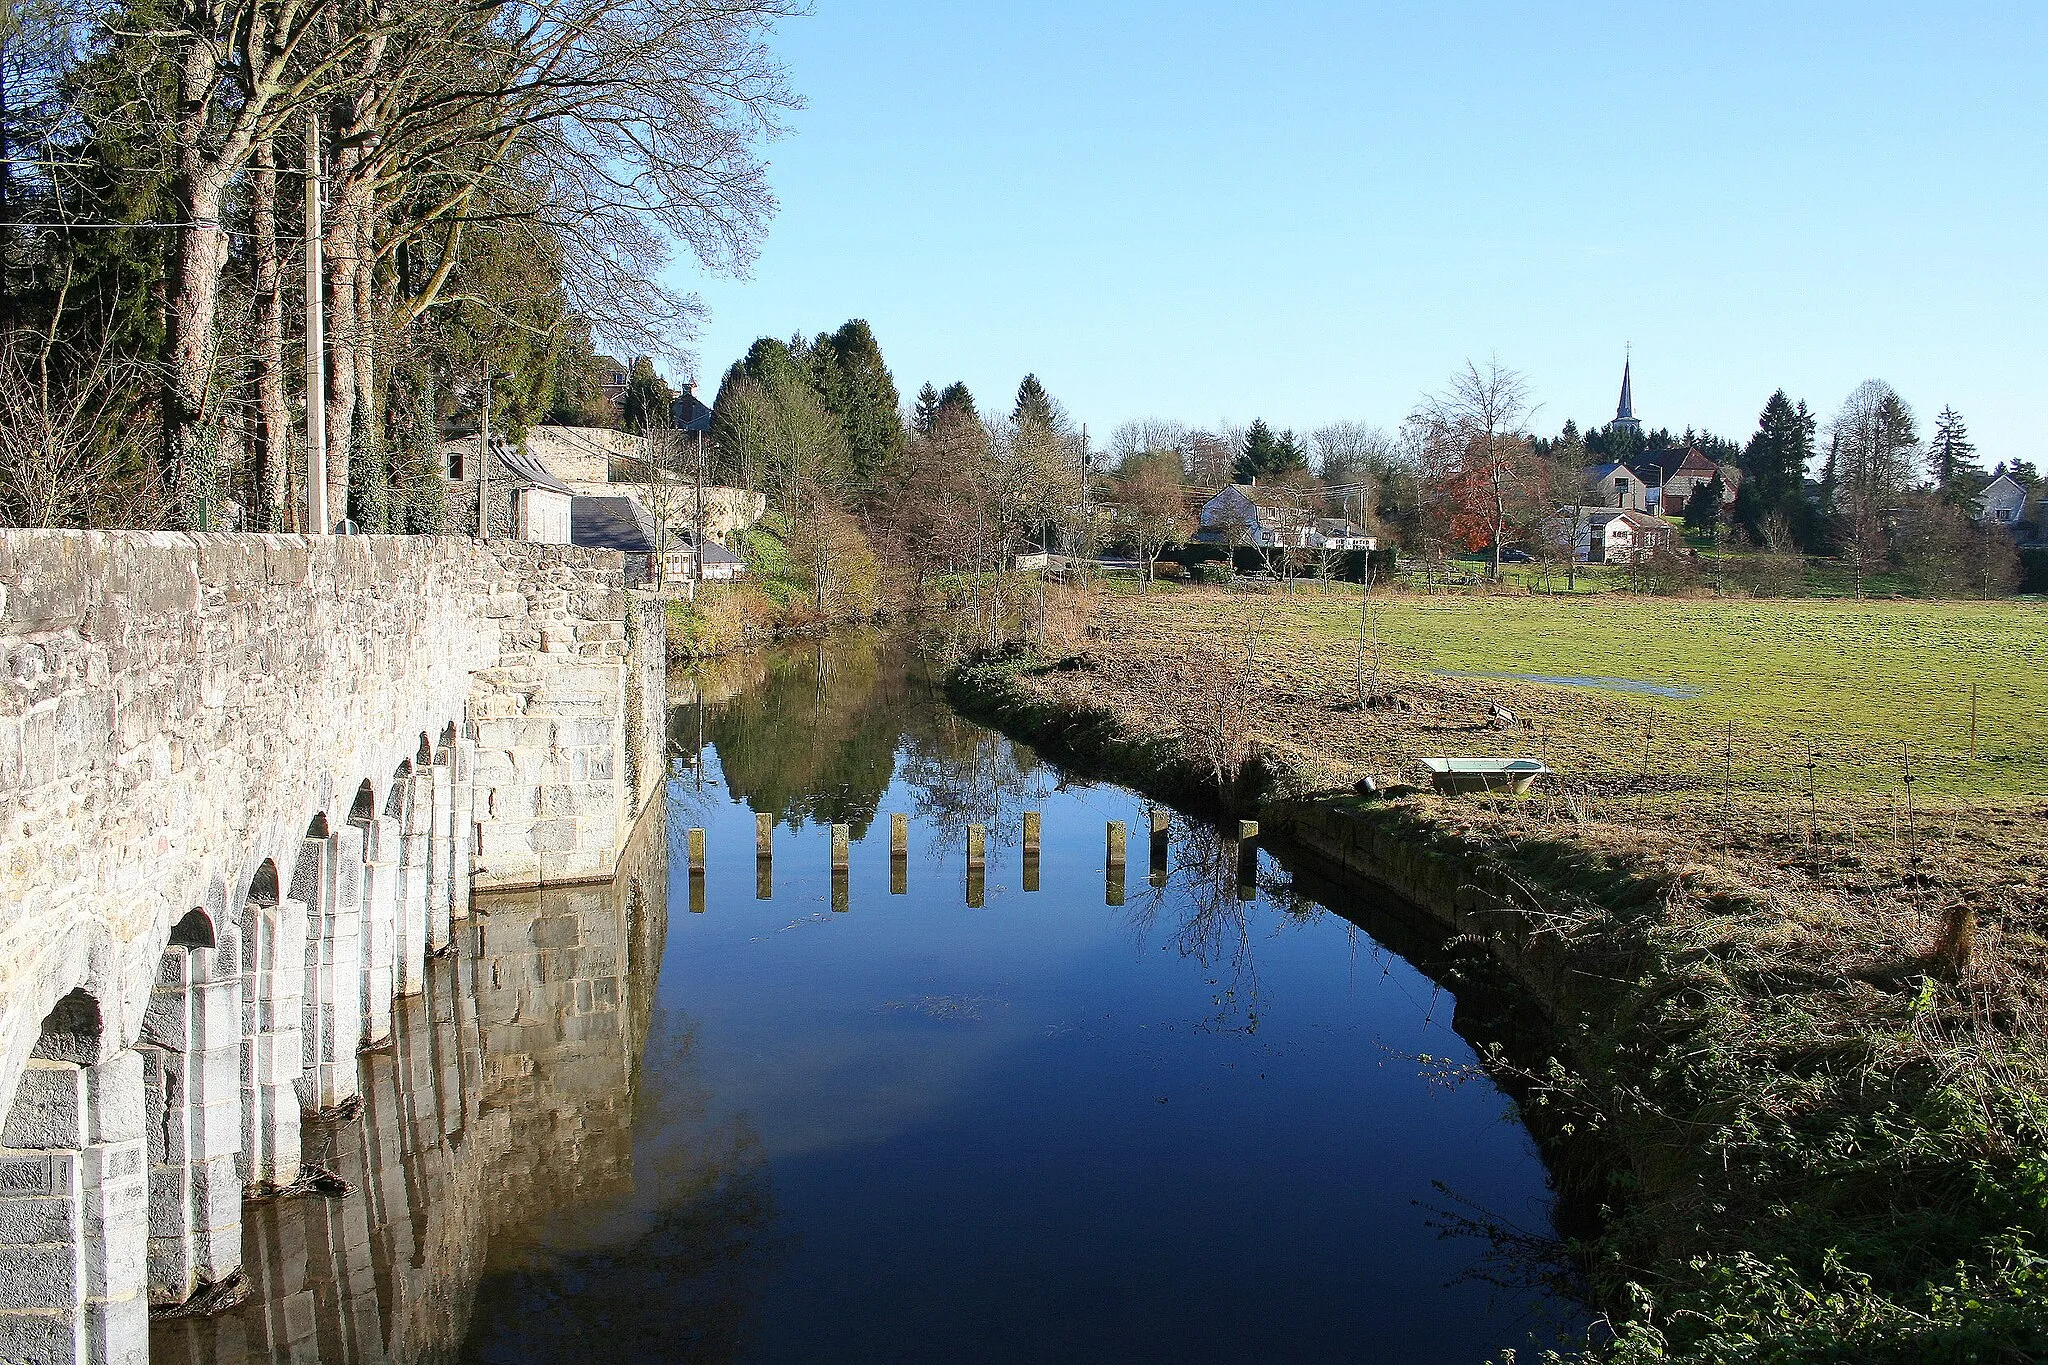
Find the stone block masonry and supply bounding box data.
[0,530,663,1361]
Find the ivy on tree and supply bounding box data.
[621,357,675,435]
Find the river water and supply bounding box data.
[155,631,1569,1364]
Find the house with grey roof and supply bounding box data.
[441,436,574,543]
[1588,462,1654,511]
[571,494,747,587]
[1976,472,2032,527]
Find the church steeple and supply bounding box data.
[1612,348,1642,434]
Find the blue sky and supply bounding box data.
[674,2,2045,462]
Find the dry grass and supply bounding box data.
[1031,587,2048,1017]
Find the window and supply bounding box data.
[1996,509,2013,522]
[446,452,465,480]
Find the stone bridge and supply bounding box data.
[0,531,666,1364]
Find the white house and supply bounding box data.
[1976,472,2032,526]
[441,437,575,543]
[1309,518,1376,551]
[1551,506,1675,564]
[1194,484,1316,550]
[1588,462,1653,511]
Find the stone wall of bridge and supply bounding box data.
[0,530,665,1363]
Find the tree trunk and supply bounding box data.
[322,118,360,523]
[351,186,379,528]
[251,137,291,529]
[164,189,230,528]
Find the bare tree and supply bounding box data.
[1108,417,1191,469]
[0,329,156,527]
[1406,356,1536,580]
[1828,379,1919,597]
[1112,450,1190,588]
[1184,428,1236,488]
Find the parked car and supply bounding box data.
[1500,548,1533,563]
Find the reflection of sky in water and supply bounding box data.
[644,638,1577,1364]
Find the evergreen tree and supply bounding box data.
[1927,406,1984,505]
[621,356,675,435]
[1732,390,1816,544]
[913,383,942,436]
[810,319,906,488]
[936,381,978,425]
[1552,418,1587,466]
[1684,471,1725,532]
[1013,373,1055,427]
[1233,419,1306,483]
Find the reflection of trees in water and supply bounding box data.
[895,706,1053,854]
[459,1012,786,1365]
[684,630,914,838]
[680,630,1060,856]
[1120,817,1348,1036]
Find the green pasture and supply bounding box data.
[1148,588,2048,797]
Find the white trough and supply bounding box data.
[1420,757,1551,796]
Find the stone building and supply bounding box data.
[441,437,575,543]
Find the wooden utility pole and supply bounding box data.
[477,372,491,540]
[304,113,328,535]
[694,428,707,594]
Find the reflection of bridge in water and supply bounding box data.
[151,790,669,1364]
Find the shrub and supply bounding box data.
[1193,561,1233,585]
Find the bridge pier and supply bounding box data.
[0,1005,149,1365]
[299,824,364,1113]
[138,914,242,1305]
[358,811,400,1046]
[394,767,433,997]
[428,750,456,953]
[238,891,305,1191]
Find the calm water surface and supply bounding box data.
[157,632,1572,1364]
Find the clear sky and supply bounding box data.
[674,2,2045,463]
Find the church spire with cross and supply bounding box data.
[1612,346,1642,434]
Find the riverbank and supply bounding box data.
[946,627,2048,1363]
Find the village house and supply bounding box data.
[1311,518,1376,550]
[1194,484,1315,549]
[1550,505,1675,563]
[1975,472,2032,526]
[1659,448,1739,511]
[441,436,574,543]
[676,535,748,583]
[1588,462,1653,510]
[569,494,748,588]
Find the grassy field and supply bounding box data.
[1097,584,2048,801]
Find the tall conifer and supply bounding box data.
[1013,374,1055,427]
[1927,406,1982,504]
